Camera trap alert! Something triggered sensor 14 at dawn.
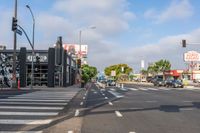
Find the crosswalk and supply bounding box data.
[109,87,200,92]
[0,89,79,132]
[126,87,200,91]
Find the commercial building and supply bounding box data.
[0,47,79,88]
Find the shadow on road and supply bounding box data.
[84,102,200,116]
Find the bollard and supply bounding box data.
[121,83,124,88]
[18,79,20,90]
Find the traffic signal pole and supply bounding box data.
[12,0,18,88]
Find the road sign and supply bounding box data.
[16,29,22,36]
[111,70,116,76]
[184,51,200,62]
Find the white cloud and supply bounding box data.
[53,0,135,36]
[0,7,13,47]
[86,26,200,72]
[144,0,194,23]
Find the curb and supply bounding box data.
[78,97,121,117]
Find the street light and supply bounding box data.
[78,26,96,88]
[79,26,96,58]
[26,4,35,89]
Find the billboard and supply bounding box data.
[63,44,88,58]
[184,51,200,62]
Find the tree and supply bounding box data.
[81,64,97,84]
[104,64,133,80]
[147,59,171,75]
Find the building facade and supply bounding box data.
[0,47,79,88]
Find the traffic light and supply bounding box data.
[36,56,40,64]
[55,36,63,65]
[182,39,186,48]
[12,17,18,31]
[77,59,81,68]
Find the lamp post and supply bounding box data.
[79,26,96,58]
[78,26,96,88]
[26,5,35,89]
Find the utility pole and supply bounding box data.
[12,0,18,88]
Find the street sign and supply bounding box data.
[16,29,22,36]
[111,70,116,77]
[141,60,145,68]
[184,51,200,62]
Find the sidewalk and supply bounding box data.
[0,84,82,91]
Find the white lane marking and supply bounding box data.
[180,108,194,111]
[8,97,72,100]
[183,101,192,103]
[120,88,128,91]
[0,131,43,133]
[139,88,148,91]
[105,97,108,99]
[75,109,80,117]
[108,91,123,98]
[129,88,138,91]
[93,91,97,94]
[108,102,113,105]
[83,97,86,100]
[0,106,63,110]
[145,100,157,103]
[0,112,58,116]
[0,102,67,105]
[110,88,115,91]
[0,99,68,102]
[0,119,53,124]
[115,111,123,117]
[148,88,158,91]
[129,132,136,133]
[102,93,105,96]
[80,102,83,106]
[68,131,74,133]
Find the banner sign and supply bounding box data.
[63,44,88,58]
[184,51,200,62]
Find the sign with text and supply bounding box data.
[184,51,200,62]
[63,44,88,58]
[111,70,116,77]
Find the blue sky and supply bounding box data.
[1,0,200,71]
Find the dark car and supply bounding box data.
[107,80,116,86]
[165,80,183,88]
[153,78,165,86]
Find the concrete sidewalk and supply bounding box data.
[0,84,82,91]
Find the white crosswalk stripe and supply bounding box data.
[147,88,158,91]
[126,87,200,91]
[138,88,148,91]
[0,89,80,132]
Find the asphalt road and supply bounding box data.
[81,83,200,133]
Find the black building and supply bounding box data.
[0,47,78,88]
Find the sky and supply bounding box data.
[1,0,200,72]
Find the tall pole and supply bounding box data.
[12,0,17,88]
[79,30,82,59]
[26,5,35,89]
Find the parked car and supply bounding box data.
[165,80,184,88]
[153,78,165,86]
[146,77,153,82]
[107,80,116,86]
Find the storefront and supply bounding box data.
[164,70,183,80]
[0,47,79,87]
